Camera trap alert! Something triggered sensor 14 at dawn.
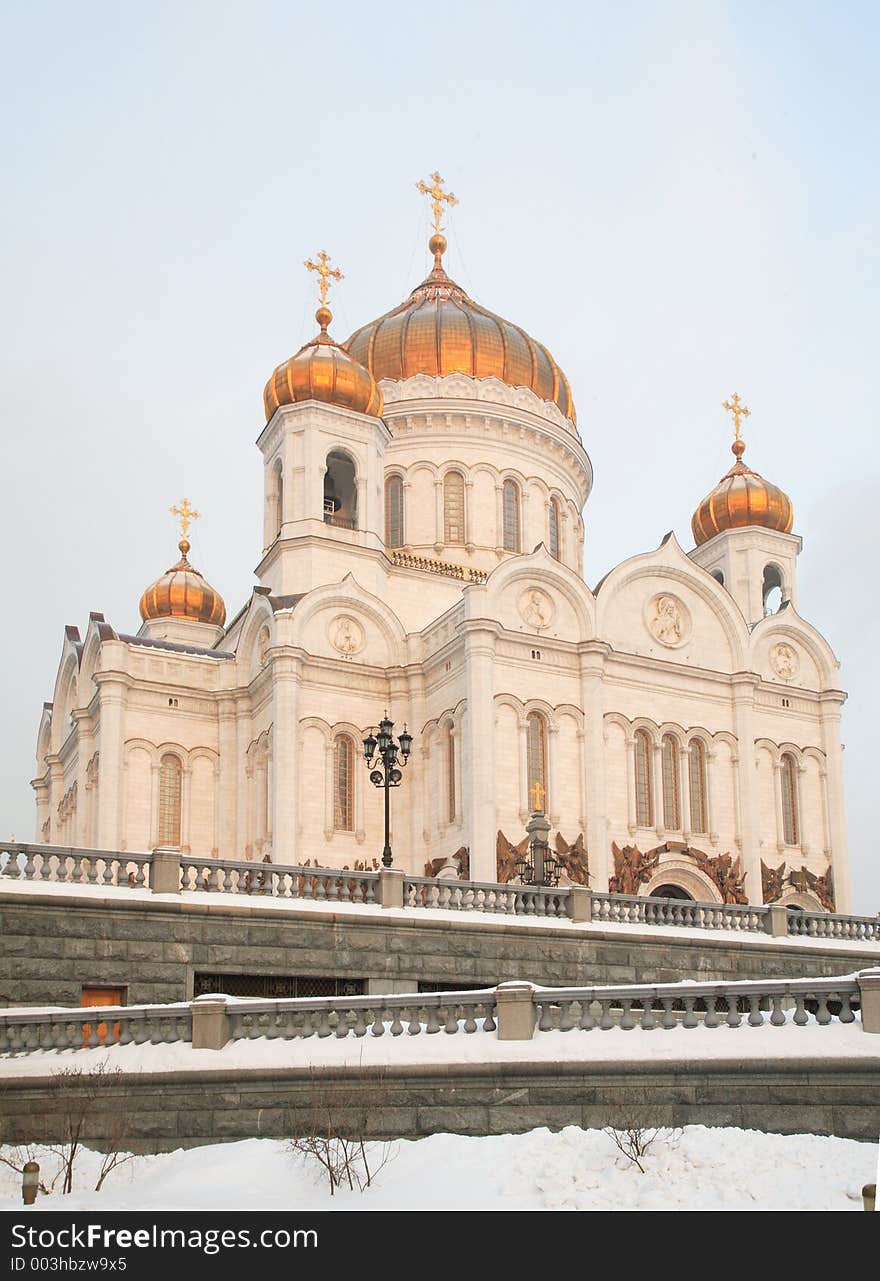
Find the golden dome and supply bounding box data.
[692,439,794,546]
[264,308,383,421]
[345,240,576,426]
[139,539,226,627]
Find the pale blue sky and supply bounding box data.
[1,2,877,907]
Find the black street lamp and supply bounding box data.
[514,782,561,887]
[362,713,413,868]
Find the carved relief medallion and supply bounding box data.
[646,593,691,648]
[770,641,799,682]
[329,615,364,658]
[518,587,555,630]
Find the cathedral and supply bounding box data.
[32,176,851,914]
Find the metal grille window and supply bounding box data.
[634,729,653,828]
[194,974,365,999]
[333,735,354,831]
[502,479,521,552]
[385,474,404,548]
[447,726,456,822]
[158,754,182,846]
[661,734,681,830]
[549,497,561,560]
[443,471,465,544]
[526,712,548,811]
[781,752,799,845]
[689,739,708,834]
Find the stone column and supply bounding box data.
[731,673,761,903]
[270,653,302,864]
[72,711,94,849]
[461,621,499,882]
[235,697,251,860]
[95,676,127,852]
[578,645,609,890]
[819,691,852,913]
[652,741,665,839]
[216,696,237,859]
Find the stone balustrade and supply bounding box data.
[179,857,378,904]
[591,891,767,933]
[0,843,151,889]
[1,972,877,1055]
[2,841,879,943]
[0,1002,192,1054]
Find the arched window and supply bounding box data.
[549,497,561,561]
[333,735,354,832]
[634,729,653,828]
[502,479,521,552]
[158,754,182,847]
[274,460,284,538]
[711,569,724,587]
[324,450,358,529]
[661,734,681,830]
[781,752,799,846]
[763,564,784,615]
[526,712,548,812]
[688,739,708,835]
[385,475,404,548]
[447,725,456,822]
[443,471,465,544]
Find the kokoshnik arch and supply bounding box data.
[32,175,850,914]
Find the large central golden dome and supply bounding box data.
[346,236,576,426]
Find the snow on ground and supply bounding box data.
[0,1127,876,1211]
[3,876,878,953]
[2,1013,879,1079]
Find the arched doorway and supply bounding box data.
[649,883,694,901]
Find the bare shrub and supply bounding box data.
[45,1060,135,1194]
[287,1063,396,1196]
[602,1099,681,1174]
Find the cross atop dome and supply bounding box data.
[304,250,344,333]
[416,171,458,235]
[722,392,751,459]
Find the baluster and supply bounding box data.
[389,1007,404,1036]
[23,849,36,881]
[443,1004,459,1034]
[599,999,615,1031]
[769,994,786,1026]
[424,1003,441,1034]
[814,993,832,1026]
[85,857,97,885]
[661,997,677,1029]
[559,999,575,1032]
[314,875,327,902]
[462,1005,477,1034]
[369,1008,385,1037]
[404,1006,421,1035]
[117,1017,133,1046]
[315,1008,333,1037]
[537,1000,553,1032]
[838,991,855,1024]
[334,1009,351,1038]
[746,995,763,1027]
[639,997,656,1031]
[703,995,720,1029]
[482,1001,497,1032]
[682,996,698,1029]
[578,998,596,1031]
[619,999,636,1031]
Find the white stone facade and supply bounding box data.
[32,373,850,912]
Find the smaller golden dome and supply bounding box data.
[263,308,383,422]
[139,539,226,627]
[692,439,794,546]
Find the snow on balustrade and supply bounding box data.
[0,1003,192,1055]
[0,842,151,889]
[533,975,862,1033]
[226,990,498,1041]
[179,858,378,904]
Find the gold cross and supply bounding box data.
[529,780,546,812]
[304,250,344,308]
[416,171,459,234]
[170,498,201,542]
[722,392,751,443]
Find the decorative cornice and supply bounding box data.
[379,373,576,434]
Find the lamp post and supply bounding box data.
[514,781,561,887]
[362,714,413,868]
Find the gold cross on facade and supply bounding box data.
[304,250,344,308]
[529,780,546,812]
[722,392,751,443]
[170,498,201,542]
[416,171,459,234]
